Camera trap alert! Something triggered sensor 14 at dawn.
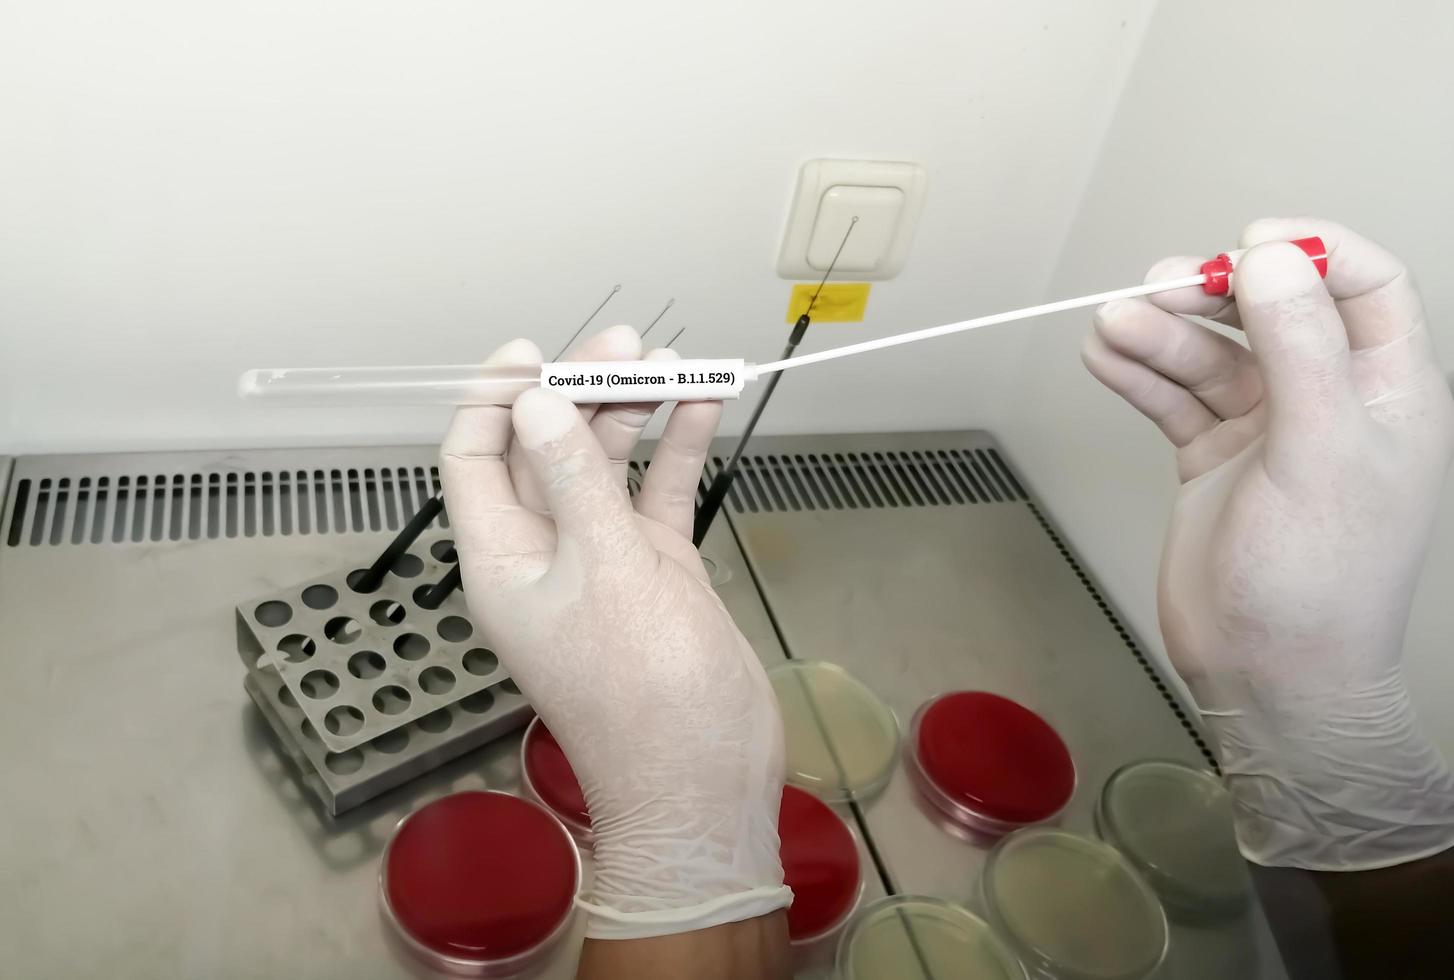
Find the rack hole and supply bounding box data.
[325,705,364,736]
[255,601,292,627]
[325,749,364,775]
[373,685,412,715]
[277,635,317,663]
[302,584,338,609]
[460,690,495,714]
[437,616,473,642]
[372,730,409,754]
[324,617,362,644]
[462,648,498,676]
[431,539,457,562]
[393,633,430,661]
[300,669,340,700]
[391,553,424,578]
[498,679,521,696]
[419,667,456,695]
[348,650,386,680]
[370,600,407,627]
[417,710,452,734]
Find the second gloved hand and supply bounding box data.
[1083,219,1454,871]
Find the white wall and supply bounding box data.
[0,0,1153,454]
[1003,0,1454,752]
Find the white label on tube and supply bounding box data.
[538,359,749,403]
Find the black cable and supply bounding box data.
[693,314,810,546]
[352,493,444,593]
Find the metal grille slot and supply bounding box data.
[4,467,447,546]
[702,447,1026,512]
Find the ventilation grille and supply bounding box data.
[5,467,446,547]
[704,447,1025,513]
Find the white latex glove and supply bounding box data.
[1083,218,1454,871]
[440,324,790,939]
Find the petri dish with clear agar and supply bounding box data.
[981,828,1167,980]
[1095,759,1250,919]
[380,791,581,977]
[779,785,863,947]
[909,691,1075,836]
[768,661,899,803]
[837,895,1027,980]
[520,717,593,846]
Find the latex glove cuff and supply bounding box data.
[579,885,793,941]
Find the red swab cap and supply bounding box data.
[1200,236,1328,295]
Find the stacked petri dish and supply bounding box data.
[779,785,864,948]
[768,661,900,803]
[380,791,581,977]
[837,895,1027,980]
[1095,759,1250,920]
[908,691,1076,837]
[980,828,1167,980]
[520,717,593,846]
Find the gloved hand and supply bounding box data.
[1083,218,1454,871]
[440,324,790,938]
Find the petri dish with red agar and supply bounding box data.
[836,895,1027,980]
[1095,759,1250,919]
[520,716,593,846]
[981,828,1167,980]
[769,661,899,803]
[380,790,581,977]
[778,785,863,947]
[909,691,1075,836]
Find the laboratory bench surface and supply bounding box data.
[0,435,1286,979]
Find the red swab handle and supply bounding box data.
[1200,237,1329,296]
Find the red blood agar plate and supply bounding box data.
[520,717,593,846]
[909,691,1075,836]
[779,785,863,946]
[380,791,581,977]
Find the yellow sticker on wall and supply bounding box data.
[785,282,872,323]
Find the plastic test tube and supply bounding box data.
[238,359,753,406]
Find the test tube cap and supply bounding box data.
[1200,236,1329,295]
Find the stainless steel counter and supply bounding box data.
[0,436,1283,978]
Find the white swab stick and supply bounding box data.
[754,274,1208,376]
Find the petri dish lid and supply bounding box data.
[836,895,1026,980]
[912,691,1075,830]
[779,785,862,944]
[521,717,593,842]
[1095,759,1249,917]
[981,828,1167,980]
[769,661,899,803]
[380,791,580,972]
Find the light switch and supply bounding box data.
[807,185,905,272]
[777,159,927,281]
